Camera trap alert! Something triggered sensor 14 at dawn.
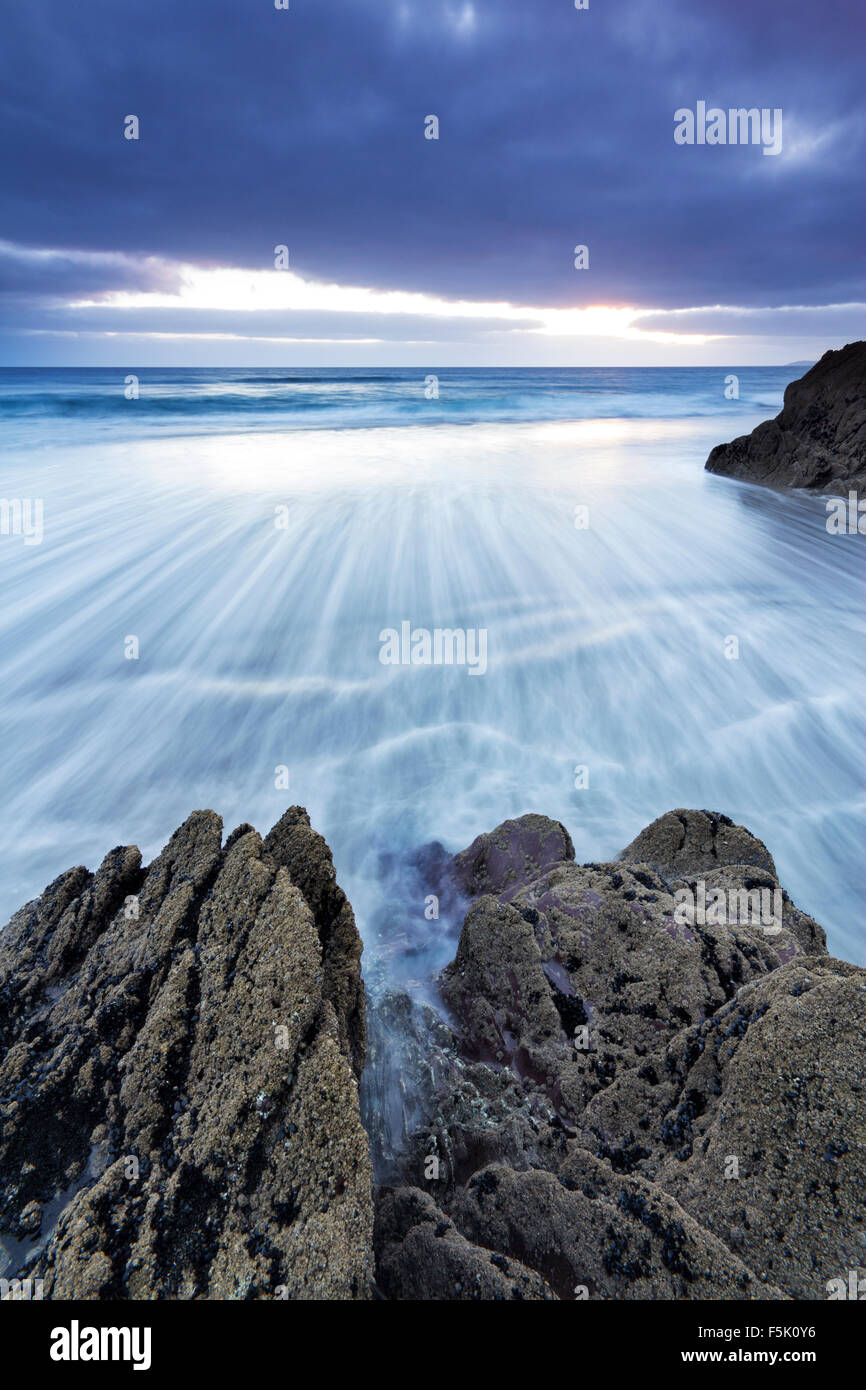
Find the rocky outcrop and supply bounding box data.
[581,955,866,1299]
[0,807,374,1300]
[452,814,575,902]
[3,800,861,1300]
[618,807,777,880]
[375,1185,556,1300]
[376,810,864,1300]
[440,809,824,1124]
[705,340,866,491]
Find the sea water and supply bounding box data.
[1,367,863,989]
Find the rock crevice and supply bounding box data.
[2,803,861,1301]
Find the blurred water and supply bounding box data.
[0,365,792,445]
[1,369,863,983]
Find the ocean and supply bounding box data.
[1,366,863,978]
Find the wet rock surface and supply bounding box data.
[0,807,373,1299]
[581,956,866,1299]
[452,813,575,902]
[375,809,864,1301]
[705,340,866,492]
[2,800,861,1300]
[375,1185,556,1300]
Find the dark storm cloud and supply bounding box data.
[0,242,181,300]
[0,0,863,313]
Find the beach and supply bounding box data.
[1,367,863,980]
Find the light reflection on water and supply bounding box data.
[1,412,863,986]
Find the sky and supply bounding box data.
[0,0,864,366]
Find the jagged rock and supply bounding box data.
[450,1154,787,1300]
[619,808,777,881]
[440,825,825,1122]
[580,956,866,1299]
[0,807,374,1300]
[377,808,859,1302]
[374,1185,554,1300]
[705,341,866,491]
[263,806,366,1076]
[452,814,575,902]
[4,801,859,1301]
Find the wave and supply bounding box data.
[0,366,790,438]
[0,366,800,458]
[1,386,862,987]
[0,391,341,417]
[237,374,403,384]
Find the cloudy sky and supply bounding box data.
[1,0,863,365]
